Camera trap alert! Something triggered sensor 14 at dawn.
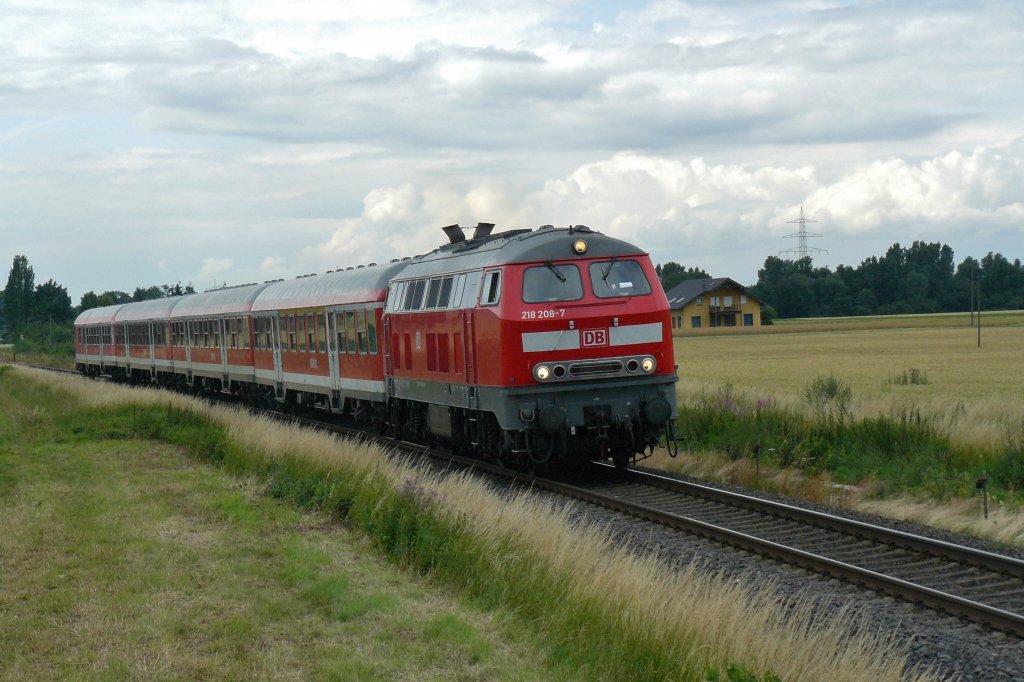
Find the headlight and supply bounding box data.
[641,357,656,373]
[573,239,587,254]
[535,365,551,381]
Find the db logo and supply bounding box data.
[582,329,608,347]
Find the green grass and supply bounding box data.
[0,371,570,681]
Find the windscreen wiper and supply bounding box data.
[544,260,566,282]
[602,256,618,281]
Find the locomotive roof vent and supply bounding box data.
[442,224,466,244]
[473,222,495,239]
[538,224,554,230]
[570,224,593,233]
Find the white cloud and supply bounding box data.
[2,1,1024,299]
[804,147,1024,233]
[197,257,234,280]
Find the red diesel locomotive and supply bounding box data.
[75,224,678,467]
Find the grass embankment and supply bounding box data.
[0,365,932,681]
[661,318,1024,546]
[0,368,558,680]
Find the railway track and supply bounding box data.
[458,458,1024,638]
[17,363,1024,638]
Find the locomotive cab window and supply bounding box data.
[481,270,501,306]
[522,263,583,303]
[589,260,652,298]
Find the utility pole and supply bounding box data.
[970,264,975,327]
[977,277,982,349]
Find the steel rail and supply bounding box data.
[436,454,1024,638]
[617,465,1024,580]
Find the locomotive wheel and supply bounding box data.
[613,454,630,470]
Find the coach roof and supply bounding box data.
[113,296,185,322]
[395,226,646,280]
[74,304,127,326]
[251,261,409,312]
[168,282,274,319]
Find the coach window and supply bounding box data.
[316,314,326,352]
[307,314,316,352]
[481,270,501,306]
[242,318,250,350]
[589,260,652,299]
[356,310,368,353]
[214,320,221,349]
[298,315,307,352]
[337,312,348,354]
[346,311,357,353]
[522,263,582,303]
[288,315,297,351]
[367,312,378,354]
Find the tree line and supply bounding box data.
[657,240,1024,319]
[0,254,193,352]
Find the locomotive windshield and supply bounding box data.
[522,263,583,303]
[589,259,652,298]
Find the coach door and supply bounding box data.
[121,323,129,370]
[218,317,229,384]
[271,315,284,399]
[326,311,341,410]
[148,321,156,375]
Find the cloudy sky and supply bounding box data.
[2,0,1022,301]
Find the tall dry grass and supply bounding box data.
[13,366,937,681]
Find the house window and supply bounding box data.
[740,295,747,304]
[744,314,754,327]
[724,295,733,306]
[691,316,701,328]
[696,296,703,305]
